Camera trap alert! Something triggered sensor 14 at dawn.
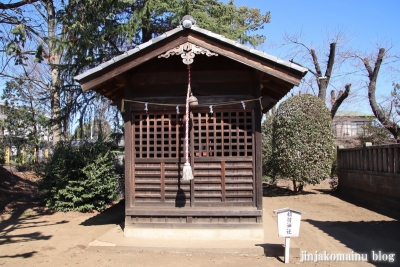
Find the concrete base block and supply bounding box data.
[124,225,264,241]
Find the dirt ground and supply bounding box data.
[0,166,399,267]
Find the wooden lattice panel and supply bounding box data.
[192,111,253,157]
[133,113,184,158]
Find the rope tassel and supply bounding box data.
[182,162,193,180]
[182,65,194,180]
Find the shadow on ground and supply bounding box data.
[0,209,67,259]
[315,189,400,221]
[305,219,400,266]
[0,209,60,260]
[80,199,125,226]
[263,182,316,197]
[0,166,39,214]
[0,166,63,259]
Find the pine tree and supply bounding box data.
[1,0,271,142]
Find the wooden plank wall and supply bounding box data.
[338,144,400,173]
[193,157,254,206]
[337,144,400,212]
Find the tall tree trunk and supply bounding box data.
[50,62,61,143]
[141,6,152,43]
[292,180,298,192]
[330,84,351,118]
[306,43,350,117]
[363,48,399,141]
[46,0,62,144]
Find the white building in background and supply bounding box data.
[0,101,6,138]
[332,111,374,147]
[0,102,6,120]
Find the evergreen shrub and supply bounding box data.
[38,140,120,212]
[272,94,335,192]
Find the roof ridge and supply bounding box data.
[75,22,307,82]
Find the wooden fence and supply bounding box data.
[337,144,400,212]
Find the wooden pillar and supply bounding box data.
[190,111,195,207]
[254,83,263,215]
[124,87,133,211]
[393,146,399,173]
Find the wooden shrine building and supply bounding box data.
[75,16,307,240]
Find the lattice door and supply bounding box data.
[131,110,255,207]
[191,110,255,206]
[132,112,189,206]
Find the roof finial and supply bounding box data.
[181,15,196,29]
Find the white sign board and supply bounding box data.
[273,208,304,264]
[274,208,303,237]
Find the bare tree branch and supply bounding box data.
[33,3,48,23]
[325,43,336,79]
[0,72,48,88]
[283,30,353,117]
[365,48,400,141]
[362,58,374,78]
[330,83,351,118]
[0,0,39,10]
[315,43,337,102]
[310,49,322,77]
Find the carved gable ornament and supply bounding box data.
[158,42,218,65]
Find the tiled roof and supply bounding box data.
[74,24,307,81]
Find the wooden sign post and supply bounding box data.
[273,208,304,264]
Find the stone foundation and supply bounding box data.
[124,224,264,241]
